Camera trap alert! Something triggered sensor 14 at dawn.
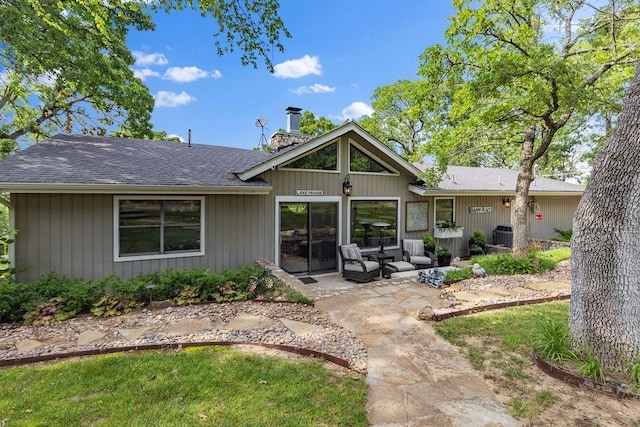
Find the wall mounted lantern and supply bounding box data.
[502,197,511,208]
[342,174,352,196]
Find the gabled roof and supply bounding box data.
[0,134,274,194]
[410,165,585,196]
[238,121,421,181]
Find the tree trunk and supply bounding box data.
[512,126,536,257]
[570,63,640,370]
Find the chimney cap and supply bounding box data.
[285,106,302,113]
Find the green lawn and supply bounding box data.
[433,302,570,419]
[0,347,367,426]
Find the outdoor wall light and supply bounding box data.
[342,174,352,196]
[502,197,511,208]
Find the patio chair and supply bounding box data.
[339,244,380,282]
[401,239,435,269]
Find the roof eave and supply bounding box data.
[409,184,583,197]
[0,183,273,195]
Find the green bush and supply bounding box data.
[552,228,572,242]
[445,267,472,282]
[0,264,296,324]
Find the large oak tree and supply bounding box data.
[0,0,289,149]
[570,61,640,370]
[368,0,639,255]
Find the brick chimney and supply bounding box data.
[270,107,311,151]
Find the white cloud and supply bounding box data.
[163,66,222,83]
[167,133,185,142]
[291,83,336,95]
[134,68,160,80]
[154,91,197,108]
[273,55,322,78]
[337,101,374,120]
[132,51,168,66]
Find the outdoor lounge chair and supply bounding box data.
[339,244,380,282]
[401,239,435,269]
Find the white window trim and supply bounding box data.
[347,196,401,253]
[434,197,455,226]
[348,140,399,176]
[113,195,205,262]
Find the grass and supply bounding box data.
[0,346,368,426]
[433,301,570,419]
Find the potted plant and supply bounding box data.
[422,233,436,254]
[469,244,483,257]
[437,246,452,267]
[468,229,486,255]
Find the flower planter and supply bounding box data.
[433,227,464,239]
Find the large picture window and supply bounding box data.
[350,199,399,251]
[115,197,204,261]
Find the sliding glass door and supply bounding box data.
[279,202,338,275]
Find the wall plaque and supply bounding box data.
[294,190,324,196]
[469,206,492,214]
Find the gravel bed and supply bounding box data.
[0,301,369,373]
[440,260,572,308]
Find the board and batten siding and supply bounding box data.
[13,193,274,282]
[425,195,581,258]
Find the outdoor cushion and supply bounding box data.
[403,239,424,257]
[408,255,432,266]
[343,260,380,272]
[342,243,363,261]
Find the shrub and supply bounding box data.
[552,228,573,242]
[445,267,472,282]
[91,293,137,317]
[533,317,575,362]
[23,297,75,325]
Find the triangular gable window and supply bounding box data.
[350,144,393,173]
[283,142,337,171]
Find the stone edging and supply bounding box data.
[533,353,638,400]
[0,341,353,371]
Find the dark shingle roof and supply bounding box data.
[414,165,584,194]
[0,134,274,188]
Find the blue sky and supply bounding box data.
[127,1,455,149]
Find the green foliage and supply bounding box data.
[0,0,289,142]
[578,348,606,383]
[480,254,537,275]
[533,317,575,363]
[436,246,451,256]
[445,267,472,282]
[627,356,640,389]
[422,233,435,248]
[0,347,367,426]
[299,111,337,136]
[470,229,486,246]
[0,229,16,282]
[552,228,573,242]
[172,285,205,306]
[91,293,137,317]
[23,297,75,325]
[0,264,303,323]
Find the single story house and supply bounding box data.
[0,108,584,282]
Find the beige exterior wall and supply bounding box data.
[13,193,274,282]
[9,129,581,282]
[419,194,580,258]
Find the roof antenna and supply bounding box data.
[255,117,268,149]
[188,129,192,148]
